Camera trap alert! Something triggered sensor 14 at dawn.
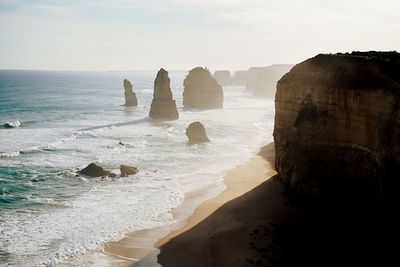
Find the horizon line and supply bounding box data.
[0,64,295,73]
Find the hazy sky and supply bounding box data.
[0,0,399,71]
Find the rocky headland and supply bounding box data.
[271,51,400,266]
[274,51,400,200]
[149,68,179,120]
[123,79,138,107]
[247,64,293,97]
[183,67,224,109]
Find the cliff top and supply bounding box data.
[279,51,400,91]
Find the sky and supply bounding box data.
[0,0,399,71]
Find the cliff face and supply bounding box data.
[247,65,293,97]
[273,52,400,200]
[183,67,224,109]
[123,79,138,107]
[149,68,179,120]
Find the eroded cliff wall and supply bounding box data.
[273,51,400,201]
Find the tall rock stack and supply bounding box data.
[123,79,138,107]
[149,68,179,120]
[273,51,400,201]
[183,67,224,109]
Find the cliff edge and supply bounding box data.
[274,51,400,201]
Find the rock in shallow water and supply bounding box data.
[186,122,210,144]
[79,163,116,178]
[120,165,138,177]
[3,120,21,128]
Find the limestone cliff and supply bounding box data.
[213,70,232,86]
[247,65,293,97]
[149,68,179,120]
[123,79,138,107]
[183,67,224,109]
[273,51,400,201]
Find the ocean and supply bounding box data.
[0,69,274,266]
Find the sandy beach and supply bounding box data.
[58,143,277,266]
[157,143,296,267]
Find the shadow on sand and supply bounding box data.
[156,142,399,267]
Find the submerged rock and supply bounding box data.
[274,51,400,200]
[120,164,138,177]
[3,120,21,128]
[186,122,210,144]
[123,79,138,107]
[183,67,224,109]
[149,68,179,120]
[79,163,116,178]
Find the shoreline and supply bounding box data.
[156,142,276,247]
[59,143,276,266]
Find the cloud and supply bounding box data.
[0,0,399,70]
[34,4,69,14]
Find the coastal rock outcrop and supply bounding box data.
[213,70,232,86]
[123,79,138,107]
[149,68,179,120]
[186,122,210,144]
[273,51,400,200]
[120,164,138,177]
[183,67,224,109]
[79,163,117,178]
[247,65,293,97]
[3,120,21,128]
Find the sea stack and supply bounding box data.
[273,51,400,200]
[186,122,210,144]
[213,70,232,86]
[232,70,247,86]
[123,79,138,107]
[247,64,293,97]
[183,67,224,109]
[149,68,179,120]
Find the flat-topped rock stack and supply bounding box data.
[183,67,224,109]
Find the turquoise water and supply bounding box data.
[0,70,274,266]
